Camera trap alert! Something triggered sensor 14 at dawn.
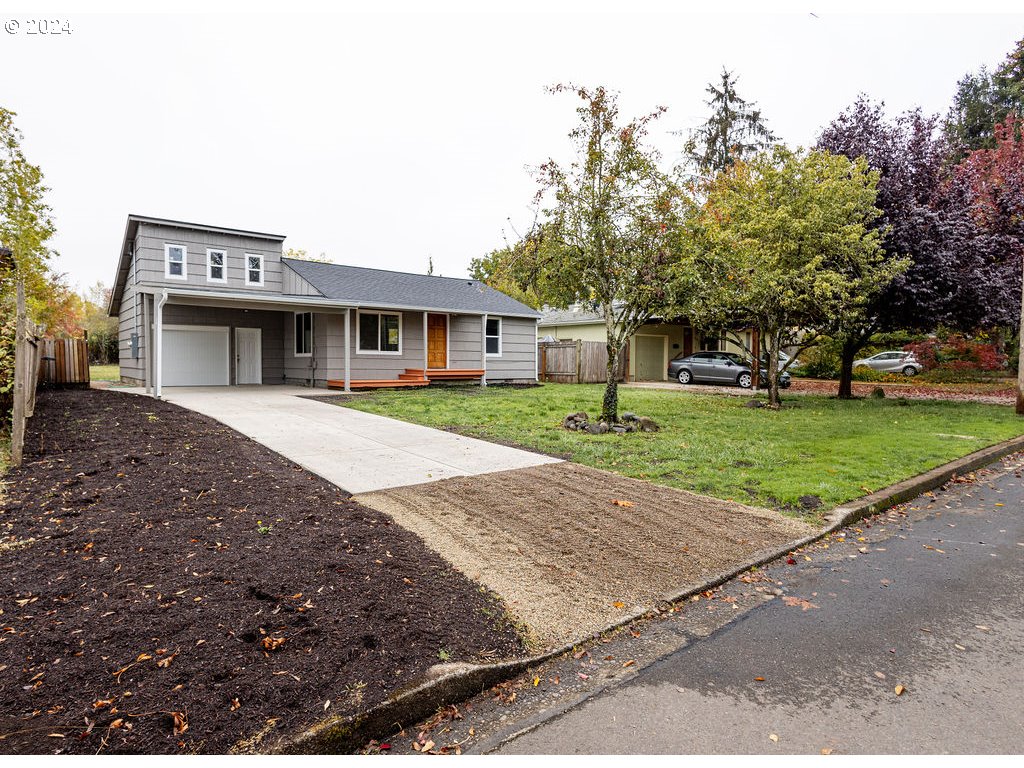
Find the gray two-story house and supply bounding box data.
[107,215,540,395]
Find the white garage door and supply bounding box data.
[162,325,230,386]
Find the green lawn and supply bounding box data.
[337,383,1024,517]
[89,364,120,382]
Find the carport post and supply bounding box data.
[154,290,167,399]
[480,313,487,387]
[423,311,428,370]
[343,308,351,393]
[143,294,152,393]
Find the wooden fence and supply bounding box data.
[538,340,628,384]
[38,337,90,387]
[10,282,43,468]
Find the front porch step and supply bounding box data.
[327,379,430,390]
[404,368,485,381]
[398,372,429,381]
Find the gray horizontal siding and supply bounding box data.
[486,316,537,381]
[134,222,284,295]
[118,271,143,382]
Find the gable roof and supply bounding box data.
[282,258,540,318]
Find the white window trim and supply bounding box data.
[244,253,265,287]
[206,248,227,284]
[164,243,188,280]
[356,310,403,355]
[293,311,313,357]
[485,316,502,357]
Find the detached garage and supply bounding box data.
[160,325,230,386]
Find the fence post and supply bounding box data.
[540,344,547,382]
[11,281,27,467]
[575,340,583,384]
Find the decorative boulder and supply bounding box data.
[637,416,660,433]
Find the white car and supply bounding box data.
[853,351,922,376]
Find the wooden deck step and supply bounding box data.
[404,368,485,381]
[327,379,430,390]
[398,372,429,381]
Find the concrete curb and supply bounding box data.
[270,434,1024,755]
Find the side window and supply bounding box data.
[245,254,264,286]
[358,311,402,354]
[207,249,226,283]
[165,244,187,279]
[485,317,501,356]
[294,312,312,356]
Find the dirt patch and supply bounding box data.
[0,389,524,755]
[356,464,815,649]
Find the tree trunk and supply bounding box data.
[1017,252,1024,415]
[766,336,781,408]
[838,338,859,400]
[601,304,619,423]
[601,349,619,424]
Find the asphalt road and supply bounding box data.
[492,456,1024,754]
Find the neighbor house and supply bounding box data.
[107,215,540,395]
[538,306,754,382]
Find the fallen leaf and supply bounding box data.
[894,685,906,696]
[786,558,796,565]
[975,625,991,632]
[769,733,779,743]
[109,718,124,729]
[611,499,635,508]
[230,698,241,711]
[324,700,331,711]
[156,651,178,668]
[262,636,286,652]
[754,677,765,682]
[954,644,966,651]
[532,676,540,687]
[821,748,833,755]
[171,711,188,735]
[423,740,435,752]
[781,596,818,611]
[622,659,636,668]
[874,671,886,680]
[136,653,153,662]
[612,601,625,609]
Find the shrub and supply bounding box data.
[906,334,1006,373]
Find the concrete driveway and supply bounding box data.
[117,385,560,493]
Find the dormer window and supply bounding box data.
[207,249,227,283]
[165,244,187,279]
[245,254,264,286]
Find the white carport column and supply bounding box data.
[343,308,351,393]
[154,290,168,399]
[480,313,488,388]
[143,294,152,393]
[423,311,428,370]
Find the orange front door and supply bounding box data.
[427,314,447,369]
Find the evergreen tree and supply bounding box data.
[683,68,776,175]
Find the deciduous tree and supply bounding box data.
[526,84,695,423]
[689,146,902,407]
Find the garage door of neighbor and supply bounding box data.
[635,335,666,381]
[162,325,230,386]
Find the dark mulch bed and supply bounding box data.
[0,389,524,754]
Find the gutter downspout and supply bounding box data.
[154,289,168,399]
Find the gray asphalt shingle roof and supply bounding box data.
[282,258,540,317]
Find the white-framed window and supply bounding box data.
[206,248,227,283]
[294,312,312,356]
[245,253,264,286]
[485,317,501,356]
[357,310,402,354]
[165,243,187,279]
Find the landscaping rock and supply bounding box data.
[562,411,590,430]
[621,412,639,423]
[744,400,763,409]
[870,387,886,399]
[637,416,660,433]
[586,421,609,435]
[611,424,628,434]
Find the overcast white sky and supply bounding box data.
[2,2,1023,293]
